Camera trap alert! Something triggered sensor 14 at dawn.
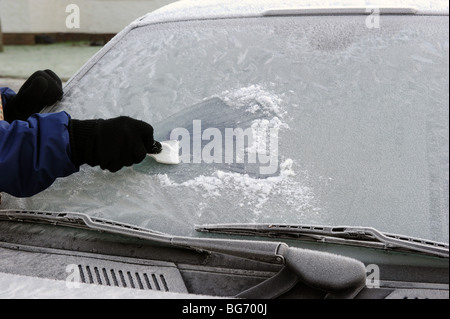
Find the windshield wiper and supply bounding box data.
[0,209,368,298]
[196,223,449,258]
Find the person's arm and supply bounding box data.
[0,87,16,106]
[1,112,162,198]
[1,71,162,198]
[0,112,79,197]
[2,70,63,123]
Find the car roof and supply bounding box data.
[136,0,449,27]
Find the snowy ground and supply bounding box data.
[0,43,101,91]
[0,78,24,92]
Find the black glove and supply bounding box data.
[69,116,162,172]
[4,69,63,122]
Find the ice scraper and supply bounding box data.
[148,140,180,165]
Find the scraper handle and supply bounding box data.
[147,140,180,165]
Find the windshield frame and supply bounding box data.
[33,12,448,244]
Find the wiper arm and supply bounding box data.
[0,209,173,243]
[0,210,368,298]
[196,223,449,258]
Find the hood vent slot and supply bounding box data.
[75,261,186,293]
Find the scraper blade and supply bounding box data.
[148,140,180,165]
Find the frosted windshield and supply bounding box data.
[10,15,449,242]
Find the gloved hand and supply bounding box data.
[69,116,162,172]
[4,69,63,122]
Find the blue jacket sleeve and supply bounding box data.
[0,111,79,197]
[1,87,16,106]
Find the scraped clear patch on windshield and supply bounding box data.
[136,85,320,219]
[138,85,289,179]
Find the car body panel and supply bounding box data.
[0,0,448,299]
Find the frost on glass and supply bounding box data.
[6,16,448,242]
